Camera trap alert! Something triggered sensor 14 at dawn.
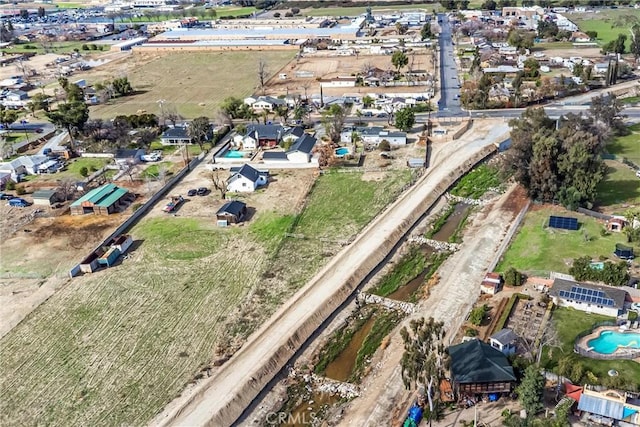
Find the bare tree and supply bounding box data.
[15,59,33,84]
[209,168,227,199]
[164,104,181,127]
[361,62,374,75]
[301,81,311,101]
[0,137,14,160]
[57,178,77,201]
[257,58,268,95]
[216,110,233,128]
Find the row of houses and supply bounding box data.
[0,154,64,184]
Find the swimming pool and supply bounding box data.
[224,150,246,159]
[335,147,350,156]
[587,331,640,354]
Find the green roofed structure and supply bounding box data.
[448,339,516,399]
[70,183,133,215]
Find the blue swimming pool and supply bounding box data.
[335,147,350,156]
[224,150,245,158]
[587,331,640,354]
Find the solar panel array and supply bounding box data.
[558,285,615,306]
[549,216,579,231]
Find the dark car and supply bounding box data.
[196,187,208,196]
[187,189,197,197]
[0,192,14,200]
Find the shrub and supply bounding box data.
[79,166,89,177]
[378,140,391,152]
[504,267,524,286]
[5,181,15,190]
[16,186,26,195]
[468,304,488,326]
[81,44,89,50]
[284,11,293,17]
[465,327,478,337]
[291,7,300,14]
[274,12,281,17]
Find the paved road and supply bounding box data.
[154,121,510,427]
[6,122,55,153]
[437,13,463,117]
[38,131,68,155]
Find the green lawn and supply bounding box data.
[128,6,257,22]
[1,41,95,55]
[596,161,640,207]
[542,307,640,389]
[607,123,640,166]
[450,164,500,199]
[621,96,640,105]
[572,9,640,49]
[33,157,110,182]
[496,208,633,274]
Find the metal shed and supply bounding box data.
[32,189,59,206]
[70,183,132,215]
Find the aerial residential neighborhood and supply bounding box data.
[0,1,639,427]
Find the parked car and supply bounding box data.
[196,187,208,196]
[8,197,28,207]
[187,189,197,197]
[0,192,14,200]
[636,170,640,178]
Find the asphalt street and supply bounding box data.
[437,13,464,117]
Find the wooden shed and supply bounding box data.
[216,200,247,225]
[32,189,60,207]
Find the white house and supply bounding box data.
[247,96,287,112]
[320,77,357,88]
[341,126,407,146]
[160,126,191,145]
[489,328,518,356]
[227,164,268,192]
[0,154,48,180]
[286,134,317,163]
[549,278,629,317]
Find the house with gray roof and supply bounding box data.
[286,134,317,163]
[340,126,407,146]
[549,278,629,317]
[489,328,518,356]
[160,126,191,145]
[233,124,284,150]
[449,339,516,398]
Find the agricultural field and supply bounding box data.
[496,207,633,275]
[571,8,640,49]
[79,51,295,119]
[0,167,412,426]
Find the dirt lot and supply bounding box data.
[265,51,435,98]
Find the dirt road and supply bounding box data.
[338,183,525,426]
[153,120,510,427]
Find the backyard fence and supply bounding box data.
[576,207,612,222]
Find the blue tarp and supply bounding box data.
[489,393,499,402]
[409,405,423,424]
[623,407,637,419]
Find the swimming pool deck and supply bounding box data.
[576,326,640,361]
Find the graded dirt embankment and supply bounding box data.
[153,122,510,427]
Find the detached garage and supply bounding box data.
[32,189,60,207]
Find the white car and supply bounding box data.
[636,170,640,178]
[631,302,640,313]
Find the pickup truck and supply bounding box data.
[162,195,184,213]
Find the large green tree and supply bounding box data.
[631,24,640,60]
[517,365,545,419]
[400,317,448,424]
[395,107,415,132]
[0,106,18,130]
[391,50,409,73]
[322,104,347,144]
[46,101,89,146]
[111,77,133,97]
[187,116,212,150]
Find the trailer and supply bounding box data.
[162,195,184,213]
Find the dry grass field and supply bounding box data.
[79,51,295,119]
[0,165,413,426]
[265,52,435,98]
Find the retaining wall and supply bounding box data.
[159,142,499,427]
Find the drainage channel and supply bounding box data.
[278,201,475,425]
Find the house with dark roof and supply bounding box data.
[489,328,518,356]
[549,278,629,317]
[227,164,268,193]
[114,148,145,166]
[282,126,305,143]
[160,126,191,145]
[233,124,284,150]
[286,134,317,163]
[448,339,516,398]
[216,200,247,225]
[70,183,133,215]
[340,126,407,146]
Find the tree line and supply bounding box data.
[502,95,627,209]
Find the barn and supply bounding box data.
[70,183,133,215]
